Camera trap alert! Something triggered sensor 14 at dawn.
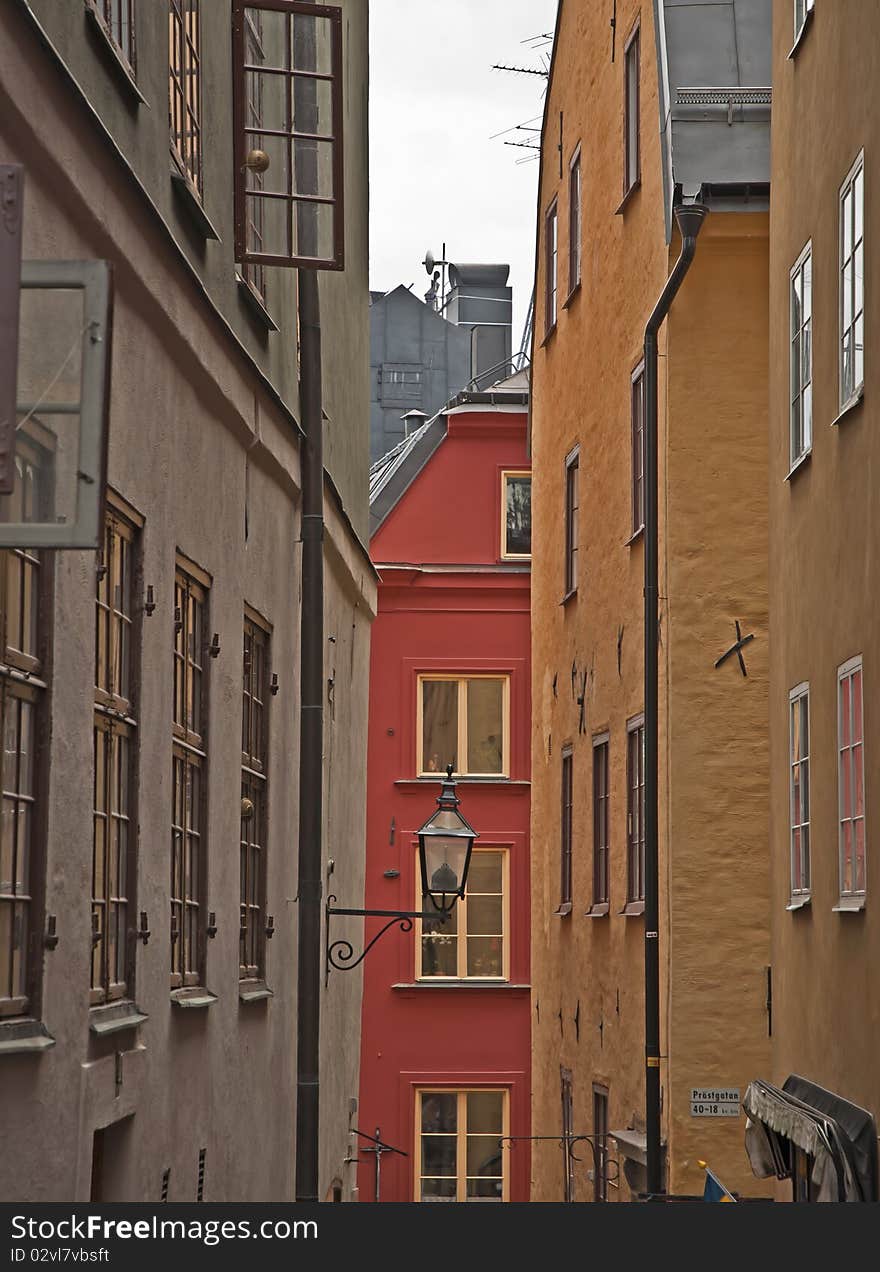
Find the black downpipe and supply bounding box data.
[643,202,708,1198]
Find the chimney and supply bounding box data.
[445,264,512,390]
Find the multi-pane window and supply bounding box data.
[169,0,202,194]
[419,850,505,979]
[419,675,508,777]
[569,151,582,295]
[624,25,640,196]
[90,0,136,72]
[545,200,558,335]
[794,0,815,37]
[631,363,645,535]
[593,1086,609,1202]
[564,448,579,596]
[416,1089,507,1202]
[241,613,269,982]
[790,245,813,464]
[560,746,573,913]
[789,684,810,901]
[0,451,46,1018]
[242,8,267,303]
[171,562,208,987]
[838,658,865,900]
[92,505,139,1004]
[840,152,864,406]
[561,1069,574,1203]
[627,718,645,905]
[501,472,531,559]
[592,734,609,909]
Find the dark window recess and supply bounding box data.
[627,721,645,903]
[592,738,609,906]
[624,25,640,196]
[631,364,645,536]
[197,1148,206,1202]
[232,1,345,271]
[89,0,137,73]
[593,1086,609,1202]
[161,1169,170,1202]
[560,747,573,911]
[169,1,202,195]
[564,451,579,595]
[568,153,581,295]
[544,200,558,333]
[561,1068,574,1202]
[241,614,270,982]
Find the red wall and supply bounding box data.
[357,405,531,1202]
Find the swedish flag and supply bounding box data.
[698,1161,737,1202]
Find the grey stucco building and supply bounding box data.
[0,0,374,1202]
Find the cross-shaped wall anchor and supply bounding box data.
[714,619,755,678]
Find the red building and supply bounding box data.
[356,373,532,1202]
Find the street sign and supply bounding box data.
[690,1087,741,1117]
[0,164,24,495]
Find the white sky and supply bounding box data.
[369,0,559,348]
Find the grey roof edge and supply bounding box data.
[369,414,448,539]
[448,389,530,409]
[653,0,675,244]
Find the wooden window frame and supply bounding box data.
[837,656,866,904]
[631,361,645,538]
[790,242,813,467]
[500,470,531,561]
[415,847,509,981]
[414,1087,510,1203]
[563,447,579,599]
[788,683,811,904]
[567,147,582,301]
[623,22,641,200]
[590,733,610,912]
[169,0,203,197]
[86,0,137,76]
[417,674,510,778]
[241,6,269,304]
[544,199,558,337]
[593,1084,609,1202]
[839,151,865,410]
[625,715,645,910]
[240,609,271,983]
[558,745,573,915]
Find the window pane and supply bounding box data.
[420,1178,456,1201]
[466,679,503,774]
[421,1136,456,1177]
[422,680,457,773]
[421,933,457,977]
[467,1091,503,1134]
[467,1135,501,1176]
[468,852,502,894]
[505,476,531,556]
[421,1092,456,1134]
[466,895,502,936]
[466,936,502,977]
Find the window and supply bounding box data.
[794,0,815,38]
[418,849,506,979]
[241,612,270,982]
[501,471,531,559]
[171,561,208,988]
[92,503,140,1005]
[626,717,645,906]
[169,0,202,195]
[592,734,610,910]
[545,200,558,335]
[790,244,813,465]
[631,362,645,536]
[561,1069,574,1203]
[837,658,865,901]
[839,152,864,407]
[559,746,573,914]
[789,684,810,901]
[89,0,137,72]
[624,25,640,197]
[569,150,582,296]
[419,675,508,777]
[416,1089,507,1202]
[564,448,579,597]
[0,453,46,1018]
[593,1086,609,1202]
[242,7,267,303]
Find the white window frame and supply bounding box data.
[839,151,865,410]
[790,242,813,467]
[837,655,866,906]
[500,470,531,561]
[415,848,509,981]
[414,1088,510,1202]
[417,674,510,778]
[788,683,811,905]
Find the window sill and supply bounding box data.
[562,281,582,310]
[239,981,274,1004]
[236,275,279,332]
[831,388,864,428]
[555,902,573,918]
[585,903,610,918]
[540,322,558,348]
[785,449,812,482]
[89,1001,149,1036]
[84,1,145,104]
[788,8,814,58]
[625,525,645,546]
[621,901,645,917]
[170,168,221,242]
[393,981,530,992]
[170,987,218,1009]
[832,896,865,914]
[395,777,530,789]
[561,587,578,607]
[615,180,641,216]
[0,1018,55,1056]
[786,895,811,912]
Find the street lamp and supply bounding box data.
[325,766,477,978]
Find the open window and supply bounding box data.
[232,1,344,271]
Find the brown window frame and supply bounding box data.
[544,198,558,336]
[561,1067,574,1202]
[169,0,203,197]
[415,1087,509,1202]
[626,716,645,908]
[623,23,641,199]
[170,559,209,990]
[631,361,645,538]
[241,610,270,983]
[87,0,137,75]
[558,745,573,915]
[591,734,610,911]
[568,148,582,300]
[593,1084,609,1202]
[564,447,579,598]
[232,0,346,272]
[91,499,141,1007]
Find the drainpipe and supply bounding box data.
[643,201,708,1199]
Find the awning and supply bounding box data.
[743,1075,878,1202]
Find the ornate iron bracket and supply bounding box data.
[499,1134,620,1193]
[325,896,449,983]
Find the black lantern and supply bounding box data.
[416,765,478,914]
